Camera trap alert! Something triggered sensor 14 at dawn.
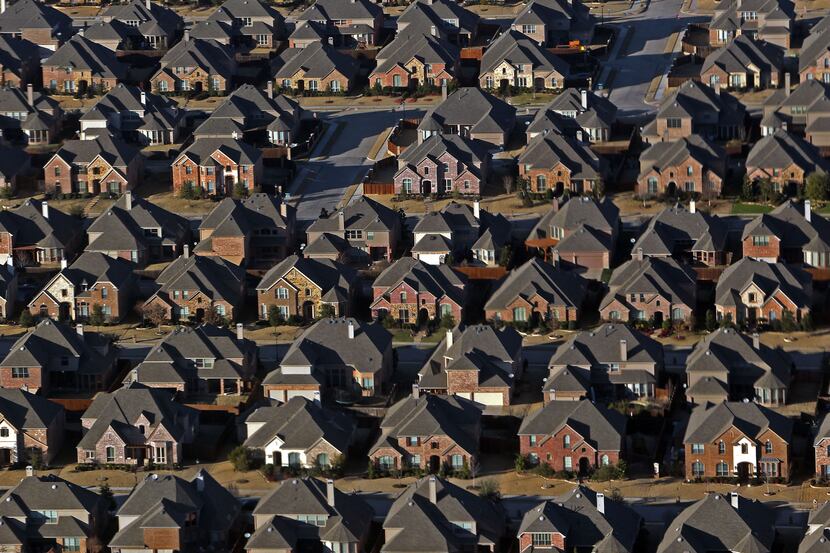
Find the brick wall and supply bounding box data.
[520,430,620,471]
[370,435,474,469]
[684,427,789,478]
[0,366,43,391]
[742,235,781,260]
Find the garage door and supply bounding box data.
[287,390,317,401]
[474,392,504,406]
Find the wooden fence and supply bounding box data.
[363,182,395,194]
[454,265,508,280]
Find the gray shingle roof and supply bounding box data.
[481,30,570,78]
[638,134,725,180]
[519,400,625,451]
[43,34,127,80]
[373,30,459,77]
[0,475,101,518]
[419,88,515,137]
[702,34,783,76]
[530,88,617,134]
[53,134,141,168]
[529,196,619,240]
[297,0,381,22]
[399,134,489,180]
[372,257,466,307]
[397,0,478,38]
[549,323,664,367]
[273,42,358,81]
[244,396,354,452]
[0,0,72,37]
[653,79,745,129]
[102,0,182,39]
[0,388,62,430]
[684,400,793,444]
[307,196,399,234]
[151,254,246,308]
[600,257,697,311]
[485,258,587,311]
[746,129,829,174]
[715,257,812,308]
[157,37,236,80]
[256,255,355,296]
[87,191,190,252]
[520,133,602,180]
[633,204,726,257]
[176,136,261,166]
[0,200,81,252]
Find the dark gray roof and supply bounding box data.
[81,84,180,131]
[481,30,570,78]
[244,396,354,452]
[0,0,72,37]
[0,35,40,82]
[157,37,236,80]
[419,88,514,137]
[520,133,601,180]
[531,88,617,133]
[273,42,357,81]
[374,30,459,76]
[297,0,381,22]
[715,257,812,308]
[549,323,663,367]
[684,401,793,444]
[88,192,190,252]
[257,255,355,295]
[0,388,62,430]
[102,0,182,38]
[199,194,294,241]
[197,84,303,137]
[372,257,466,307]
[151,254,246,307]
[529,196,619,240]
[746,129,829,174]
[399,134,489,180]
[485,258,587,311]
[0,200,80,251]
[653,79,745,129]
[0,475,101,519]
[515,0,587,29]
[43,34,127,80]
[177,137,261,166]
[308,196,399,234]
[801,17,830,72]
[633,204,727,257]
[702,34,783,76]
[519,400,625,451]
[38,251,135,301]
[600,257,697,311]
[397,0,478,38]
[53,134,141,168]
[638,135,725,180]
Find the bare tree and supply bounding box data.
[143,303,167,328]
[502,173,515,195]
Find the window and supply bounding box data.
[154,446,166,464]
[0,428,8,438]
[752,235,770,246]
[513,307,527,321]
[531,534,551,547]
[718,441,725,454]
[378,456,394,470]
[361,377,373,390]
[330,80,341,92]
[450,455,464,469]
[692,461,704,477]
[672,308,684,321]
[402,178,413,193]
[101,287,108,299]
[35,510,58,524]
[308,80,318,91]
[106,446,116,463]
[716,462,729,477]
[647,177,658,194]
[741,443,749,454]
[276,287,289,299]
[297,514,327,526]
[691,443,704,454]
[564,456,572,470]
[667,118,682,129]
[406,436,419,446]
[11,368,28,378]
[54,166,61,177]
[529,435,537,446]
[410,455,421,467]
[563,435,571,448]
[536,175,547,191]
[601,454,610,466]
[765,440,773,454]
[687,166,694,176]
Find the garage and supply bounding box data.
[473,392,505,406]
[287,390,317,401]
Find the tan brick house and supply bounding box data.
[151,36,237,94]
[0,0,73,51]
[273,42,358,94]
[100,0,183,50]
[207,0,286,50]
[814,414,830,479]
[637,135,726,198]
[171,137,262,197]
[632,202,730,266]
[418,88,516,146]
[369,31,459,90]
[709,0,792,49]
[0,388,64,466]
[741,200,830,267]
[44,135,143,196]
[479,30,569,91]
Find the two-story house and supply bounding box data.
[710,0,793,48]
[637,135,726,198]
[396,0,479,46]
[0,85,63,145]
[746,129,828,193]
[418,88,516,146]
[527,88,617,143]
[520,133,603,195]
[700,35,783,90]
[151,36,237,94]
[79,84,183,145]
[742,200,830,267]
[394,133,490,196]
[273,43,358,94]
[291,0,382,48]
[207,0,286,49]
[44,134,143,196]
[100,0,183,50]
[42,34,127,94]
[0,388,64,466]
[0,0,73,51]
[479,30,569,92]
[172,137,262,197]
[369,30,460,90]
[0,200,83,268]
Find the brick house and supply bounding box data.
[273,42,358,94]
[256,255,356,321]
[0,35,42,88]
[485,258,586,325]
[637,135,726,198]
[700,35,783,90]
[0,0,73,51]
[0,262,17,320]
[28,251,137,323]
[99,0,183,50]
[526,88,618,143]
[208,0,286,50]
[519,133,603,195]
[814,414,830,479]
[44,135,143,196]
[77,382,198,466]
[760,79,828,139]
[369,31,459,90]
[799,18,830,82]
[418,88,515,146]
[151,36,237,94]
[684,400,793,480]
[0,85,63,145]
[292,0,382,48]
[171,137,262,197]
[369,390,482,473]
[511,0,593,46]
[371,257,466,325]
[394,134,489,196]
[479,30,569,91]
[0,200,84,268]
[397,0,480,46]
[746,130,828,193]
[42,34,127,94]
[0,388,64,466]
[742,200,830,267]
[710,0,792,49]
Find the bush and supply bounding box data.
[367,460,378,479]
[478,479,501,500]
[319,304,336,319]
[228,446,253,472]
[591,461,627,481]
[514,453,528,473]
[439,313,455,329]
[19,310,34,327]
[534,463,556,478]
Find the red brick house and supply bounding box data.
[42,34,127,94]
[394,134,488,196]
[0,388,64,466]
[519,134,603,195]
[814,413,830,479]
[637,135,726,198]
[746,130,828,193]
[44,135,143,196]
[369,31,458,90]
[171,137,262,197]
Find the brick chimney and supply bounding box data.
[620,339,627,362]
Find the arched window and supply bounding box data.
[563,435,571,448]
[672,308,684,321]
[716,462,729,477]
[718,441,725,454]
[317,453,330,469]
[765,440,773,454]
[601,455,610,466]
[105,446,116,463]
[378,456,394,470]
[536,175,547,191]
[692,461,704,477]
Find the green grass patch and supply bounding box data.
[731,203,773,214]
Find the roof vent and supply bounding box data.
[152,474,159,480]
[267,527,273,533]
[539,516,544,521]
[576,493,581,498]
[51,484,57,489]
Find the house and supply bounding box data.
[151,36,237,94]
[480,30,569,92]
[100,0,183,50]
[484,258,586,325]
[0,146,29,194]
[306,196,402,263]
[742,200,830,267]
[273,43,358,94]
[396,0,479,46]
[761,79,829,137]
[86,191,192,267]
[0,319,117,396]
[250,478,373,553]
[207,0,286,49]
[710,0,793,48]
[142,249,246,323]
[79,84,183,145]
[813,415,830,479]
[189,19,240,46]
[243,396,354,468]
[171,137,262,197]
[371,257,467,325]
[0,85,63,145]
[511,0,594,46]
[369,31,459,91]
[520,401,625,473]
[545,324,664,401]
[632,202,730,265]
[292,0,382,48]
[419,88,515,146]
[656,493,776,553]
[518,486,641,553]
[382,477,504,553]
[715,257,812,324]
[82,20,144,52]
[42,35,127,94]
[519,133,603,195]
[195,194,295,267]
[799,508,830,553]
[599,255,697,325]
[637,135,726,198]
[525,196,620,270]
[109,471,238,553]
[700,35,783,90]
[683,401,792,479]
[418,324,523,407]
[370,391,482,473]
[0,0,73,51]
[128,324,257,397]
[0,35,41,88]
[256,255,356,321]
[0,260,16,320]
[262,317,393,402]
[799,16,830,82]
[394,134,490,196]
[527,88,617,143]
[685,327,792,406]
[28,251,136,323]
[0,388,64,465]
[641,80,746,143]
[746,129,828,193]
[0,200,83,268]
[44,134,144,196]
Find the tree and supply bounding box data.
[439,313,455,329]
[502,173,515,195]
[781,309,797,332]
[478,479,501,500]
[498,244,512,267]
[88,304,106,328]
[203,306,226,326]
[99,482,116,511]
[228,446,252,471]
[705,309,716,332]
[144,303,167,327]
[319,304,335,319]
[801,312,814,332]
[758,178,777,203]
[18,310,34,327]
[233,182,249,199]
[741,175,755,201]
[268,305,283,328]
[805,172,830,203]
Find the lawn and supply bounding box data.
[731,202,774,214]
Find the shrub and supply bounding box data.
[439,313,455,329]
[367,460,378,479]
[228,446,253,471]
[319,304,336,319]
[19,310,34,327]
[478,479,501,500]
[88,304,106,328]
[534,463,556,478]
[514,453,528,473]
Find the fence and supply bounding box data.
[363,182,395,194]
[454,266,508,280]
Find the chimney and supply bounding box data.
[620,339,628,362]
[581,89,588,110]
[337,210,345,231]
[267,80,273,100]
[195,470,205,492]
[25,465,32,477]
[183,244,190,259]
[236,323,244,341]
[26,84,33,107]
[441,80,447,100]
[412,383,420,399]
[0,0,5,14]
[713,81,721,95]
[689,200,696,214]
[184,29,190,41]
[596,492,605,514]
[428,477,437,504]
[145,0,150,10]
[805,199,812,223]
[326,479,335,507]
[5,255,13,276]
[636,247,643,261]
[41,201,49,219]
[752,332,760,350]
[140,91,146,106]
[446,328,453,349]
[125,190,132,211]
[60,258,68,270]
[430,25,437,37]
[730,492,739,509]
[785,72,791,96]
[75,324,84,337]
[347,320,355,339]
[473,200,480,220]
[280,201,287,218]
[552,197,559,212]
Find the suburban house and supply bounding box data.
[396,0,479,46]
[0,261,16,320]
[804,502,830,549]
[151,36,237,94]
[526,88,617,143]
[599,255,698,325]
[0,200,83,268]
[195,194,295,267]
[479,30,569,92]
[256,255,357,321]
[292,0,382,48]
[100,0,182,49]
[418,88,516,146]
[128,324,257,397]
[741,200,830,267]
[0,35,42,88]
[518,400,626,473]
[484,258,587,325]
[0,388,64,466]
[86,191,192,268]
[813,414,830,479]
[637,135,726,198]
[511,0,594,46]
[44,134,143,196]
[172,137,262,197]
[799,16,830,82]
[142,249,247,323]
[0,319,117,396]
[393,133,490,196]
[0,0,73,50]
[82,20,144,51]
[262,318,393,403]
[632,202,730,265]
[746,129,829,193]
[250,478,373,553]
[243,396,354,468]
[273,43,359,94]
[714,257,812,325]
[519,133,603,195]
[683,401,792,479]
[371,257,467,325]
[369,30,459,90]
[641,80,747,143]
[685,327,792,406]
[525,196,620,270]
[77,382,198,466]
[700,35,783,90]
[710,0,793,48]
[518,486,642,553]
[109,471,239,553]
[79,84,183,145]
[207,0,285,50]
[0,85,63,145]
[761,79,829,138]
[27,251,137,323]
[369,392,483,473]
[0,145,29,194]
[417,324,524,407]
[42,34,127,94]
[545,324,664,401]
[306,197,402,263]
